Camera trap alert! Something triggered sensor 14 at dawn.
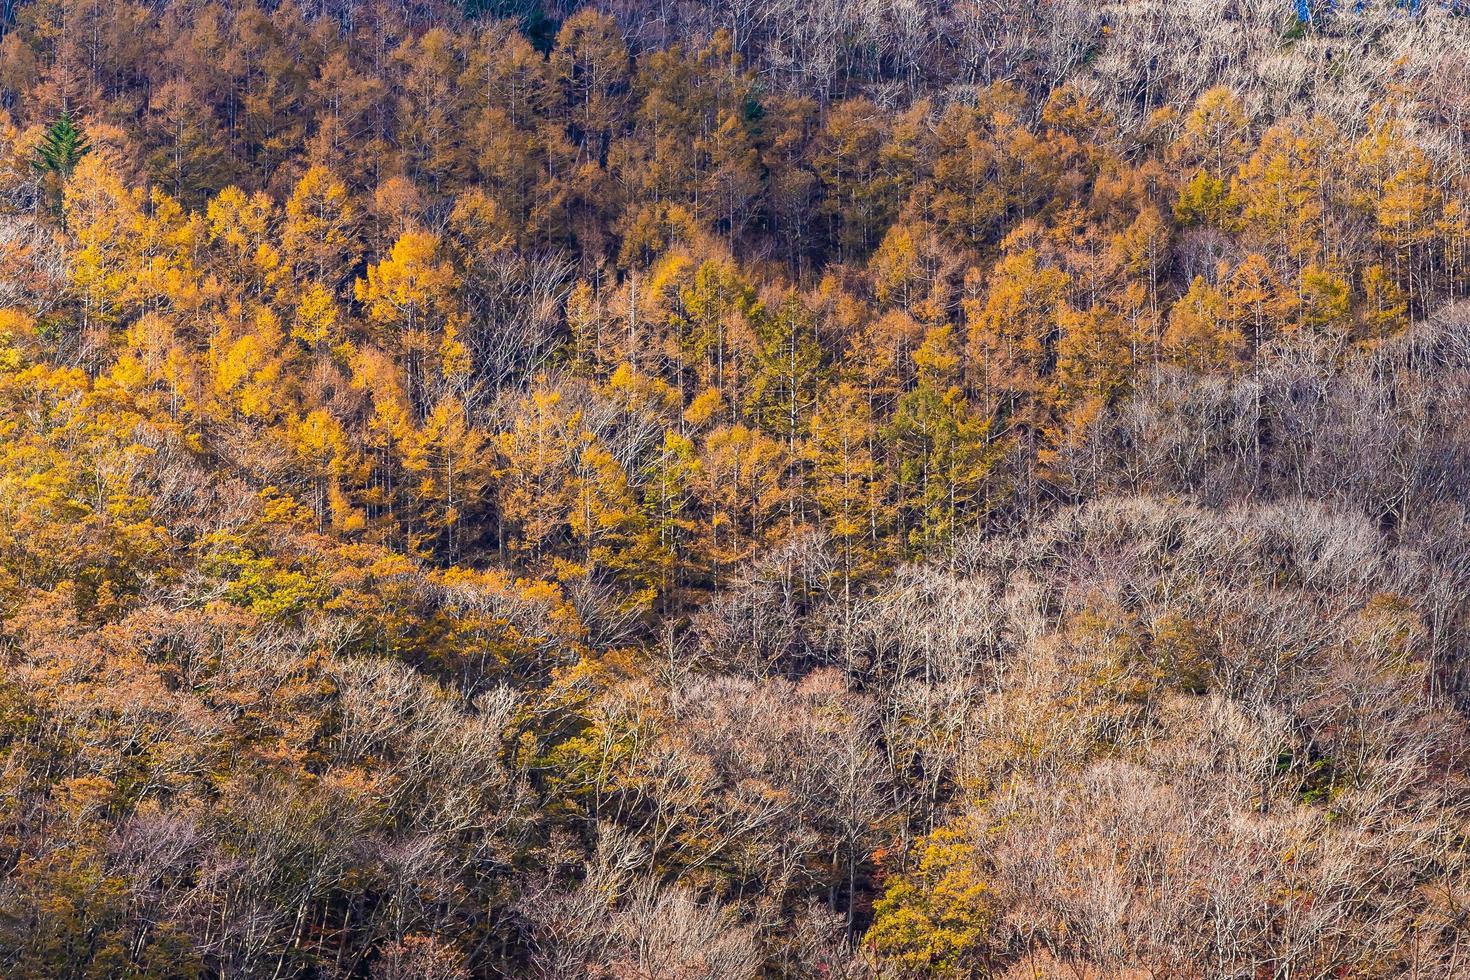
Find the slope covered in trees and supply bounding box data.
[2,0,1470,976]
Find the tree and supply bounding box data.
[1173,169,1233,229]
[498,383,667,606]
[288,408,367,533]
[692,422,790,583]
[1297,263,1351,333]
[887,325,998,557]
[1164,275,1242,371]
[63,152,143,346]
[700,107,763,241]
[1360,263,1406,338]
[207,304,294,422]
[658,255,760,402]
[868,822,992,978]
[1111,207,1170,318]
[1355,117,1438,323]
[281,166,361,293]
[1224,253,1293,355]
[551,10,629,162]
[394,30,472,191]
[1232,120,1330,279]
[206,185,282,298]
[871,222,931,310]
[30,108,90,191]
[746,293,823,462]
[814,99,901,258]
[1171,86,1250,177]
[403,395,494,559]
[1053,302,1135,409]
[642,427,700,599]
[926,102,1007,252]
[805,381,889,590]
[146,78,228,203]
[965,247,1069,401]
[355,230,464,413]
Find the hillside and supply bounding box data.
[2,1,1470,977]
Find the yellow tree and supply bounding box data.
[291,281,342,355]
[393,29,471,191]
[112,311,194,420]
[692,422,791,584]
[497,383,666,607]
[805,381,889,593]
[870,222,932,311]
[287,408,367,534]
[1232,121,1331,282]
[551,10,629,161]
[131,189,206,321]
[1437,196,1470,303]
[280,165,361,293]
[1171,86,1251,177]
[497,386,578,566]
[63,152,142,348]
[206,185,282,299]
[641,427,700,600]
[207,304,294,423]
[1297,264,1352,334]
[1110,206,1170,320]
[677,256,761,402]
[925,84,1061,255]
[964,247,1069,402]
[1224,254,1293,356]
[842,307,923,423]
[814,98,901,257]
[887,325,999,558]
[567,434,667,612]
[746,293,823,469]
[699,107,763,240]
[1173,169,1234,230]
[1164,275,1242,371]
[1361,264,1407,338]
[1355,117,1437,322]
[1053,302,1135,411]
[402,395,494,560]
[350,346,417,537]
[868,822,992,978]
[354,230,464,414]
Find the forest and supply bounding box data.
[3,0,1470,976]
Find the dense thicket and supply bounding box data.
[3,0,1470,977]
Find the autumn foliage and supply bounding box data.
[2,0,1470,977]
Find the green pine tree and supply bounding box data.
[31,110,92,179]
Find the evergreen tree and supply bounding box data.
[32,110,91,179]
[31,110,92,216]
